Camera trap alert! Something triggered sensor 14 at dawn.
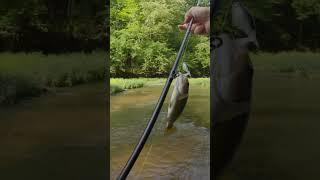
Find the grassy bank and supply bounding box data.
[0,52,106,105]
[252,52,320,78]
[2,51,319,103]
[110,78,210,95]
[110,52,320,95]
[110,78,166,95]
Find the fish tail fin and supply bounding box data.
[166,121,174,129]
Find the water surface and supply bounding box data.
[0,83,107,180]
[110,84,210,179]
[220,72,320,180]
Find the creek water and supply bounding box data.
[0,83,107,180]
[110,84,210,179]
[1,72,319,180]
[220,72,320,180]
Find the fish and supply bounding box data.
[231,1,259,49]
[212,33,255,179]
[166,64,191,129]
[211,1,258,178]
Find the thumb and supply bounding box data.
[178,24,188,30]
[184,15,193,24]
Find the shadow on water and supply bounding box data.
[110,84,210,179]
[220,72,320,180]
[0,83,107,180]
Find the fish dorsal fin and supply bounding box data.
[182,63,191,77]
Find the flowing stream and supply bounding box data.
[2,72,318,180]
[110,84,210,179]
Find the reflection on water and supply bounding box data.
[0,83,107,180]
[111,85,210,179]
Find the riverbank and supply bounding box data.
[252,51,320,78]
[0,52,106,105]
[110,78,164,95]
[1,51,319,104]
[110,78,210,95]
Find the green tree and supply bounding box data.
[110,0,210,77]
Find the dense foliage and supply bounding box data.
[0,52,105,105]
[111,0,320,77]
[0,0,319,78]
[110,0,210,77]
[0,0,107,53]
[245,0,320,51]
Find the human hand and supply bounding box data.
[178,7,210,35]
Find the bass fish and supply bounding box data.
[166,63,191,129]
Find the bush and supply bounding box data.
[0,73,43,105]
[0,52,106,105]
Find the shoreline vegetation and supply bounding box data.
[252,52,320,76]
[110,78,210,95]
[0,52,106,105]
[111,51,320,95]
[1,52,320,104]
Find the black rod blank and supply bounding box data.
[117,17,195,180]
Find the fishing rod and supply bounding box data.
[117,0,204,179]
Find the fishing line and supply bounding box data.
[136,144,153,177]
[117,0,204,179]
[178,31,191,73]
[135,1,208,174]
[136,113,166,177]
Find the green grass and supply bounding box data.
[252,52,320,78]
[0,52,106,105]
[110,85,125,95]
[110,78,145,89]
[110,78,165,95]
[110,78,209,95]
[110,51,320,95]
[2,51,320,103]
